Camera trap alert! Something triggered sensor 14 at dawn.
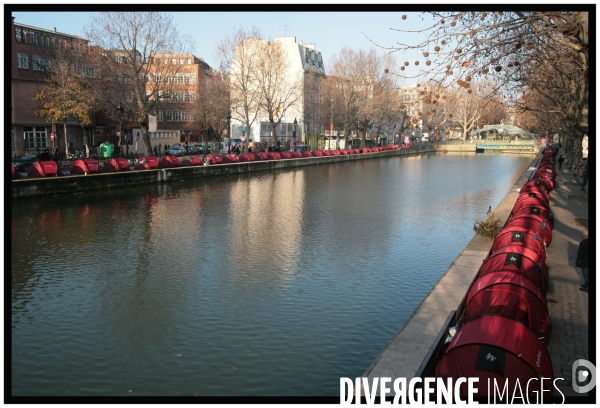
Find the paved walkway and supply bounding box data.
[544,168,590,398]
[362,155,592,400]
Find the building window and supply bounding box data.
[179,58,184,65]
[73,62,100,78]
[32,56,48,72]
[187,58,192,64]
[157,110,163,121]
[24,126,47,148]
[17,53,28,69]
[15,27,24,42]
[171,58,176,65]
[164,58,168,65]
[164,73,196,84]
[166,111,195,122]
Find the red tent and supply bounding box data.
[478,246,548,293]
[513,194,550,211]
[465,271,551,342]
[510,205,554,229]
[435,315,553,398]
[491,227,546,260]
[532,174,555,191]
[505,215,552,247]
[519,179,550,201]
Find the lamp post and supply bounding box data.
[117,102,124,158]
[225,111,231,154]
[293,118,297,151]
[356,117,360,149]
[136,131,140,156]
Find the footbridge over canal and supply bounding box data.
[437,141,540,154]
[473,124,540,153]
[476,141,539,153]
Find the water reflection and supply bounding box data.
[11,153,534,396]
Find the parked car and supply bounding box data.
[190,143,210,154]
[166,145,186,156]
[12,153,37,172]
[293,144,310,152]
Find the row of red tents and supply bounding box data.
[434,146,558,399]
[12,145,403,179]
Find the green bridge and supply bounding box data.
[476,142,539,153]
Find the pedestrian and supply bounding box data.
[34,148,41,162]
[153,145,158,157]
[40,148,51,161]
[581,159,589,191]
[557,154,564,170]
[576,230,589,292]
[52,147,60,165]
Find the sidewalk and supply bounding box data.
[544,168,590,397]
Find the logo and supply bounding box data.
[486,353,497,362]
[572,359,596,393]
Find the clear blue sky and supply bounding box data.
[10,6,438,82]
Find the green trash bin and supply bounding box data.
[100,142,113,158]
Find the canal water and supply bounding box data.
[11,152,533,396]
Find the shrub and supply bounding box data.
[474,210,502,239]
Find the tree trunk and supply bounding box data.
[141,125,153,157]
[360,125,366,148]
[270,121,277,147]
[63,121,68,157]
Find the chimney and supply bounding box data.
[54,27,57,33]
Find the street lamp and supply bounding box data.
[117,102,124,158]
[293,118,297,151]
[225,111,231,154]
[136,131,140,155]
[356,117,360,148]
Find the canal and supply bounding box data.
[11,152,533,396]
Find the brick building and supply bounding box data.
[10,17,216,158]
[137,53,213,155]
[10,17,94,158]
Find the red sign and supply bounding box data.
[329,123,334,131]
[185,136,190,142]
[50,133,54,141]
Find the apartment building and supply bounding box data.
[10,17,216,158]
[10,18,94,157]
[139,53,213,154]
[230,36,328,147]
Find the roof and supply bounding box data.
[14,22,87,42]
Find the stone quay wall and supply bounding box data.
[12,145,436,200]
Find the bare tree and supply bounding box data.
[216,26,263,152]
[194,69,230,154]
[326,48,394,148]
[324,48,363,148]
[445,80,507,140]
[379,11,588,155]
[84,12,194,156]
[253,39,303,147]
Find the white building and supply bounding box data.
[230,36,327,147]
